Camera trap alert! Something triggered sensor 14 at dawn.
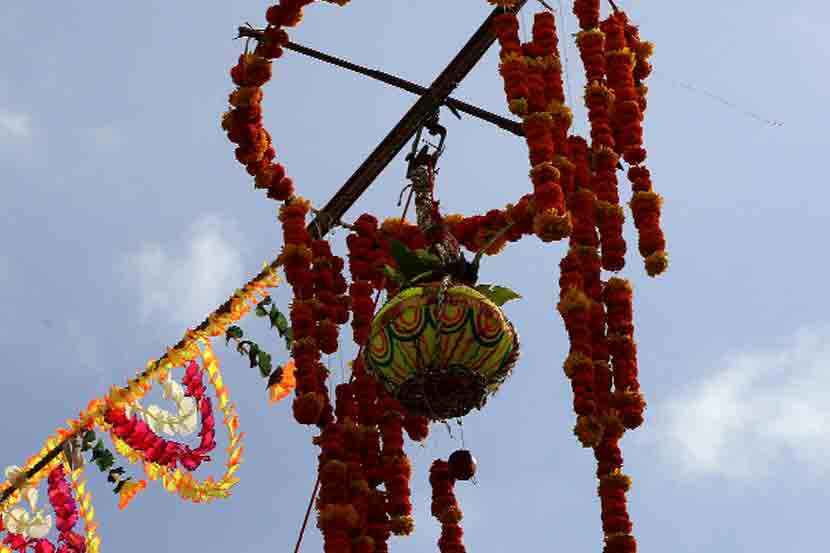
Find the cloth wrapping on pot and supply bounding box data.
[365,283,519,419]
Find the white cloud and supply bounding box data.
[650,327,830,480]
[0,108,31,141]
[122,215,245,327]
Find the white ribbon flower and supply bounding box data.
[125,379,198,437]
[1,466,53,539]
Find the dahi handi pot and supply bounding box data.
[364,282,519,420]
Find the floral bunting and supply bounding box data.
[3,2,669,552]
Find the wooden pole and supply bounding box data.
[237,29,525,139]
[305,0,529,239]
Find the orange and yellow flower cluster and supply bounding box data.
[493,11,572,243]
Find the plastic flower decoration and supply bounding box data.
[117,480,147,510]
[268,359,296,404]
[125,378,198,436]
[1,466,52,540]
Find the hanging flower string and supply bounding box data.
[2,3,669,552]
[277,197,337,427]
[493,10,572,243]
[429,460,466,553]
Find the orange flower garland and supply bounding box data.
[0,2,671,550]
[624,22,667,277]
[574,11,627,272]
[602,278,645,430]
[278,198,335,427]
[378,398,414,537]
[493,11,571,243]
[573,0,601,30]
[429,459,466,553]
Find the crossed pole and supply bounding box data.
[245,0,530,239]
[0,1,528,507]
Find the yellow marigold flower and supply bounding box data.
[601,409,626,438]
[576,28,606,45]
[380,217,406,237]
[558,288,591,317]
[541,54,562,71]
[645,250,669,277]
[562,351,592,378]
[607,48,636,65]
[605,276,632,294]
[523,111,553,125]
[551,155,576,172]
[529,161,561,181]
[277,244,313,267]
[228,86,262,107]
[596,201,625,224]
[585,81,615,103]
[508,98,528,116]
[599,468,632,491]
[533,209,572,242]
[573,415,603,448]
[548,102,573,123]
[278,195,311,222]
[636,41,655,60]
[390,515,415,536]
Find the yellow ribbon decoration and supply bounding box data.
[102,339,244,504]
[0,261,280,553]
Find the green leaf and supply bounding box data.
[475,284,522,307]
[389,239,442,282]
[107,467,125,483]
[255,304,268,317]
[283,328,294,350]
[258,296,272,306]
[257,350,273,378]
[273,310,290,336]
[81,430,96,450]
[236,340,254,356]
[225,325,243,345]
[414,249,442,269]
[248,343,261,369]
[95,451,114,472]
[383,264,403,284]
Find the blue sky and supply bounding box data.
[1,1,829,551]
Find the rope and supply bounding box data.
[293,473,321,553]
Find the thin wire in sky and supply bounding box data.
[653,71,784,128]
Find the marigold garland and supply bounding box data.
[2,4,671,553]
[429,459,466,553]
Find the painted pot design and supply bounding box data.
[365,283,519,420]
